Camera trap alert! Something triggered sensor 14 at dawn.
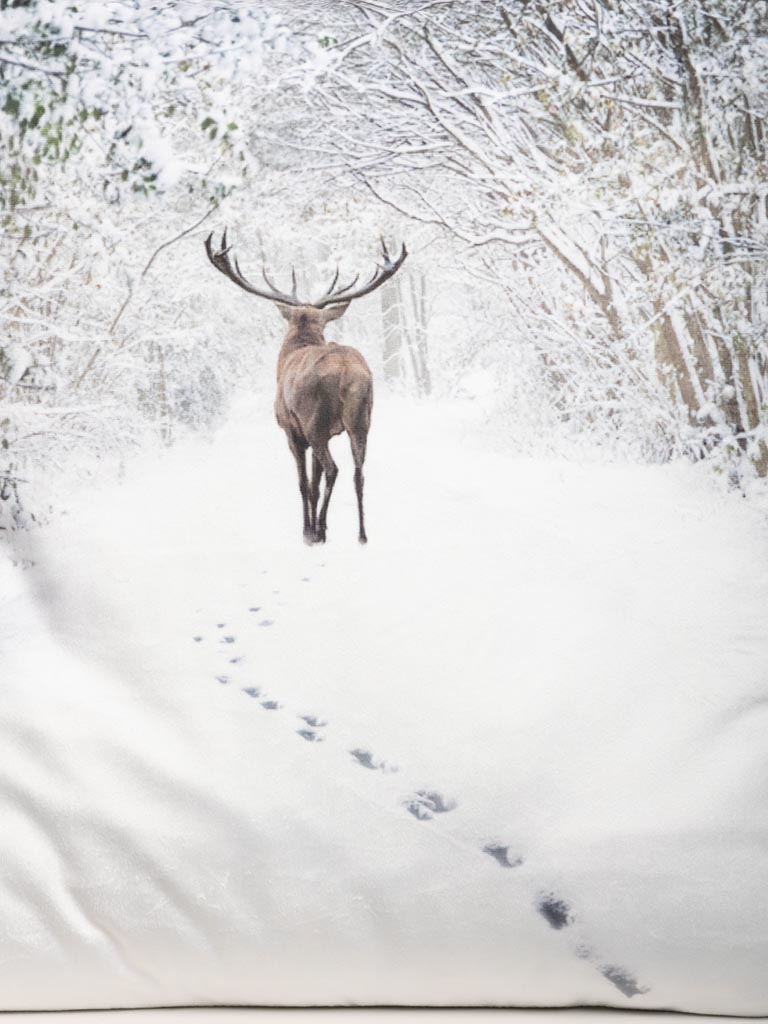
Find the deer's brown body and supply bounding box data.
[275,307,373,543]
[205,232,406,544]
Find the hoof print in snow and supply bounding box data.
[483,844,523,868]
[537,894,573,930]
[193,635,203,642]
[261,700,280,710]
[301,577,310,582]
[220,635,236,644]
[215,675,229,685]
[229,656,243,664]
[351,748,376,770]
[405,790,457,820]
[350,748,398,773]
[299,714,327,729]
[242,687,261,698]
[599,965,648,998]
[258,619,274,628]
[216,623,226,628]
[248,606,261,612]
[297,728,323,742]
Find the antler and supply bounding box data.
[314,238,408,308]
[205,231,407,308]
[204,230,304,306]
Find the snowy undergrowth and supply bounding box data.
[1,394,767,1010]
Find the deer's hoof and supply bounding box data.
[358,534,368,545]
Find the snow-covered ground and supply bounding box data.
[1,394,768,1012]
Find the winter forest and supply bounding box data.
[1,0,767,531]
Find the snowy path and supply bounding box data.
[2,394,768,1011]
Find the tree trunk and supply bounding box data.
[381,278,404,384]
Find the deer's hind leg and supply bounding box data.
[310,441,338,544]
[349,432,368,544]
[309,453,323,538]
[285,430,314,545]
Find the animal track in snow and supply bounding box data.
[575,946,647,997]
[350,748,398,773]
[299,714,327,728]
[598,964,649,997]
[554,907,648,996]
[196,612,285,716]
[192,608,648,1000]
[537,893,573,929]
[404,790,457,820]
[483,843,524,868]
[296,713,327,742]
[297,728,323,742]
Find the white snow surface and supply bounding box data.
[1,394,768,1013]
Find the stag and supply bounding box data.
[205,231,407,544]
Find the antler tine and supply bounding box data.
[262,264,290,299]
[314,241,408,308]
[314,266,362,306]
[216,230,235,266]
[319,265,340,301]
[291,268,298,301]
[208,230,243,283]
[204,227,304,306]
[336,272,360,294]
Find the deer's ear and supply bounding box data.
[275,303,294,322]
[321,301,350,324]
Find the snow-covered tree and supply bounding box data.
[1,1,294,528]
[291,0,768,473]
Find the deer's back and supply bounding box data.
[276,343,373,441]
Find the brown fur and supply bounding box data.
[273,304,373,544]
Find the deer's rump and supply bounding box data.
[278,343,373,443]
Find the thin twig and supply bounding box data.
[109,202,218,338]
[140,203,218,279]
